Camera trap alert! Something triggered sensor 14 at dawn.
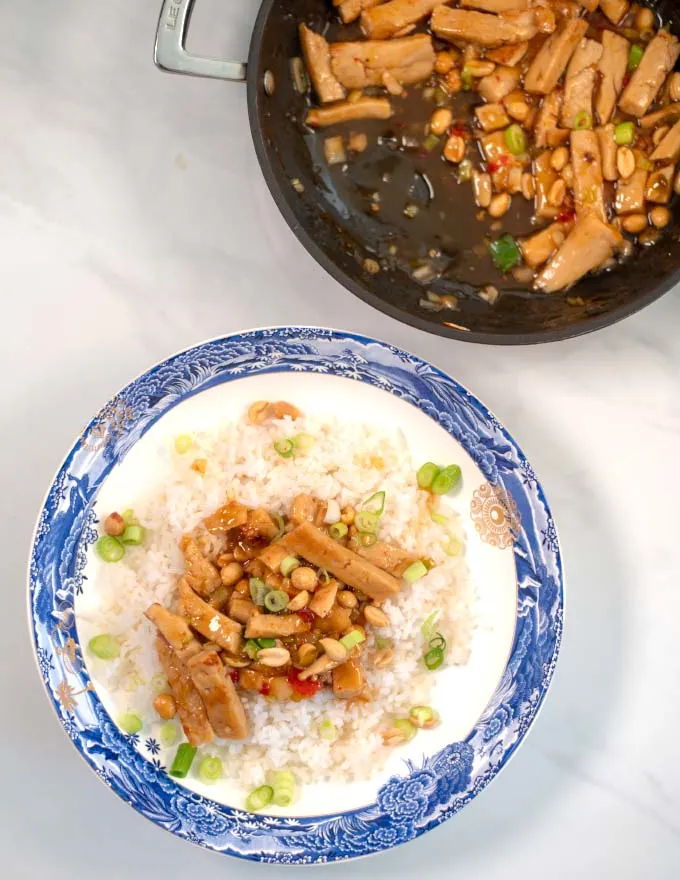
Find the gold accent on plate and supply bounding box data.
[56,679,94,713]
[470,483,520,549]
[80,399,134,451]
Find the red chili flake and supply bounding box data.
[259,681,271,697]
[288,668,322,698]
[558,210,576,223]
[488,161,500,173]
[395,121,406,129]
[623,74,630,88]
[229,669,239,683]
[449,126,466,138]
[296,608,317,625]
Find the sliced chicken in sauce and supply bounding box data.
[155,634,214,746]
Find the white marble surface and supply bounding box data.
[2,0,680,877]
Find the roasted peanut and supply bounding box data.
[220,561,243,587]
[372,648,395,668]
[434,50,456,75]
[635,6,655,32]
[104,512,125,537]
[297,643,318,667]
[364,605,389,628]
[337,590,358,609]
[473,170,492,208]
[348,132,368,153]
[443,134,466,164]
[550,147,569,172]
[291,566,318,592]
[521,172,535,200]
[465,59,495,77]
[650,206,671,228]
[287,590,310,611]
[622,213,648,234]
[341,505,355,525]
[617,146,635,180]
[257,647,291,668]
[444,69,462,94]
[488,193,512,217]
[430,107,453,136]
[548,179,566,207]
[320,638,348,662]
[561,163,575,187]
[153,693,177,720]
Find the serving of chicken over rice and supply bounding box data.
[295,0,680,302]
[83,401,474,810]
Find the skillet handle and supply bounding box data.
[154,0,247,81]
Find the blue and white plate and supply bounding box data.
[28,327,563,864]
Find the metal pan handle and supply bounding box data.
[154,0,247,82]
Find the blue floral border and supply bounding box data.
[28,328,563,864]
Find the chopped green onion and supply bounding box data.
[264,590,289,613]
[257,638,276,649]
[88,634,120,660]
[443,536,462,557]
[174,434,192,454]
[280,556,300,577]
[375,636,394,651]
[458,158,473,182]
[417,462,440,490]
[614,121,636,146]
[360,533,377,547]
[431,464,462,495]
[355,510,380,533]
[245,784,274,812]
[363,491,386,514]
[409,706,440,729]
[340,630,367,652]
[270,770,296,807]
[393,718,417,742]
[318,568,330,584]
[249,577,268,605]
[489,234,521,273]
[122,509,137,525]
[431,511,449,525]
[504,123,527,156]
[319,719,338,741]
[423,133,440,152]
[272,513,285,539]
[274,438,295,458]
[424,647,444,670]
[573,111,592,130]
[245,639,260,660]
[119,713,143,735]
[96,535,125,563]
[329,522,348,540]
[159,722,177,747]
[421,611,441,639]
[429,633,447,651]
[198,755,223,785]
[434,87,449,106]
[121,524,145,546]
[422,557,436,571]
[404,560,428,583]
[170,743,197,778]
[628,44,644,71]
[151,673,166,692]
[292,433,314,452]
[461,67,473,91]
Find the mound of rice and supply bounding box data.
[81,413,475,786]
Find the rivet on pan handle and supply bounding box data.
[154,0,247,82]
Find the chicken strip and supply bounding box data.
[535,89,563,148]
[651,119,680,163]
[357,540,415,576]
[182,537,221,598]
[619,31,680,118]
[478,66,521,102]
[646,165,675,204]
[597,125,618,181]
[203,500,248,534]
[599,0,629,25]
[431,6,555,49]
[245,614,311,639]
[615,164,649,214]
[145,604,201,662]
[299,25,346,105]
[485,41,529,67]
[361,0,443,40]
[330,34,434,89]
[242,507,279,542]
[228,596,257,624]
[641,103,680,129]
[155,635,214,746]
[534,150,560,220]
[258,541,290,572]
[308,579,339,617]
[187,649,248,739]
[335,0,385,25]
[332,657,366,699]
[520,222,572,268]
[177,579,243,655]
[571,130,606,222]
[595,30,629,125]
[524,18,588,95]
[306,98,393,128]
[280,522,401,602]
[535,214,622,292]
[561,39,602,129]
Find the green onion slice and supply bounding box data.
[96,535,125,563]
[292,433,314,452]
[489,234,521,273]
[280,556,300,577]
[245,639,260,660]
[249,577,268,605]
[355,510,380,533]
[198,755,223,785]
[340,630,366,652]
[429,633,447,651]
[245,784,274,812]
[122,509,137,526]
[417,462,440,490]
[443,535,462,557]
[404,560,428,584]
[573,111,592,130]
[159,722,177,747]
[319,719,338,741]
[423,133,440,152]
[318,568,331,584]
[118,713,142,735]
[359,532,377,547]
[362,491,386,514]
[269,770,296,807]
[273,438,295,458]
[628,44,644,71]
[272,512,285,539]
[257,638,276,649]
[614,121,636,146]
[170,743,197,778]
[409,706,439,729]
[88,634,120,660]
[431,511,449,525]
[393,718,417,742]
[420,611,441,639]
[121,524,145,546]
[329,522,348,540]
[424,647,444,670]
[431,464,462,495]
[174,434,192,454]
[264,590,289,613]
[504,123,526,156]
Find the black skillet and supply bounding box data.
[155,0,680,345]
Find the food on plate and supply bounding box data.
[83,401,473,809]
[296,2,679,297]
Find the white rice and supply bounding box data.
[83,413,475,786]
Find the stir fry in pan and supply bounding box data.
[296,1,680,297]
